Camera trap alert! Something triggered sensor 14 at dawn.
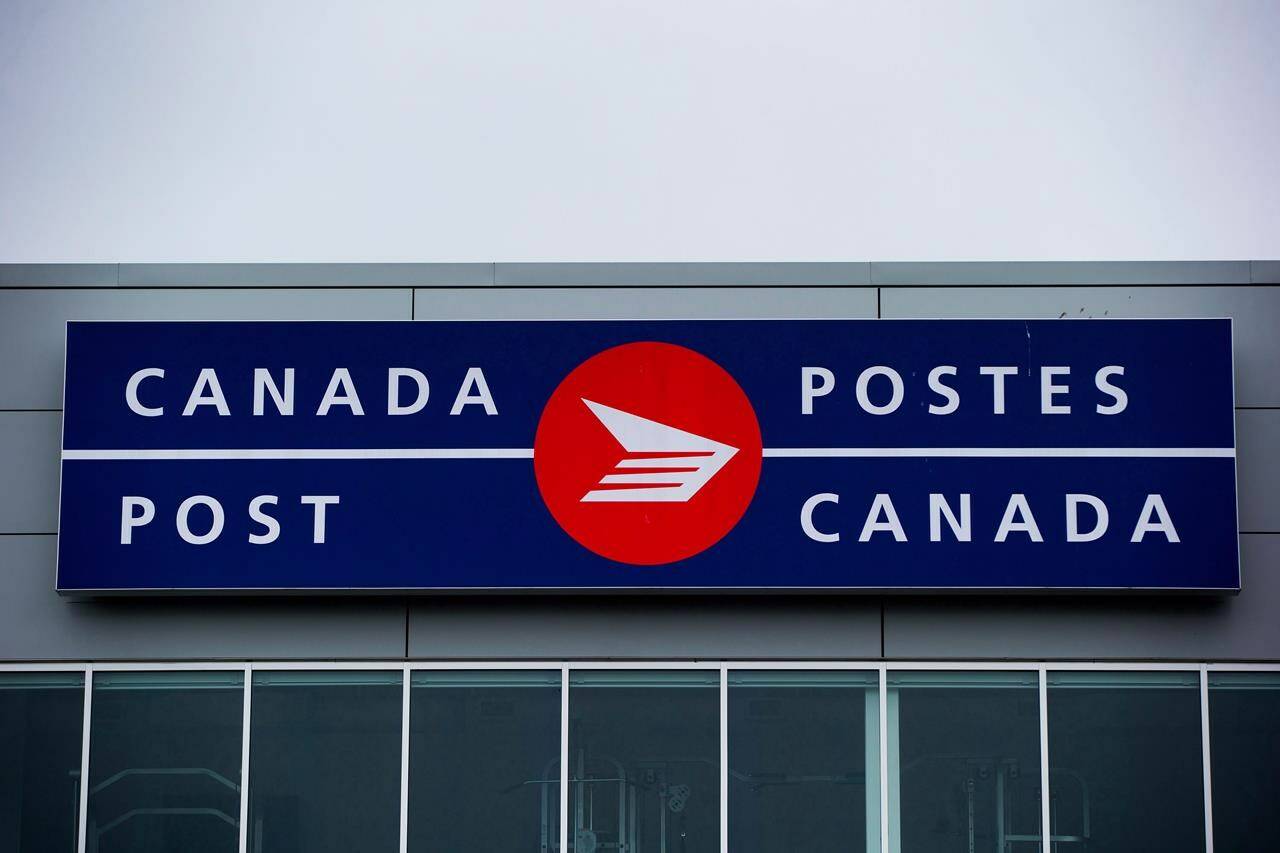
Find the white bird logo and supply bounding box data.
[580,398,739,503]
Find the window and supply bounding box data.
[406,670,560,853]
[569,670,720,853]
[0,672,84,853]
[6,661,1269,853]
[1208,671,1280,853]
[728,670,879,852]
[889,671,1041,853]
[86,671,244,853]
[1047,671,1204,853]
[247,670,401,853]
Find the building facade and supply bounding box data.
[1,260,1277,853]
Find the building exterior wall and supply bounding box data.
[0,261,1276,662]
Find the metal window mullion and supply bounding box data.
[1200,665,1215,853]
[238,664,253,853]
[1038,666,1050,853]
[720,664,728,853]
[400,665,411,853]
[879,666,889,853]
[560,665,569,853]
[76,665,93,853]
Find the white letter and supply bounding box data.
[301,495,340,543]
[859,493,907,541]
[801,367,835,415]
[253,368,295,416]
[182,368,230,416]
[177,495,225,545]
[927,366,959,415]
[995,494,1043,542]
[1096,366,1128,415]
[1066,494,1109,542]
[388,368,430,416]
[855,367,904,416]
[450,367,497,415]
[120,496,155,544]
[125,368,165,417]
[317,368,365,416]
[980,366,1018,414]
[929,493,971,542]
[1041,366,1071,414]
[1131,494,1180,543]
[248,495,280,544]
[801,493,840,543]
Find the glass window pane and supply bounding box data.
[0,672,84,853]
[87,671,244,853]
[407,670,560,853]
[1208,671,1280,853]
[569,670,720,853]
[889,671,1040,853]
[247,670,401,853]
[1047,671,1204,853]
[728,670,879,853]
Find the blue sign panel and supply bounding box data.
[57,319,1239,593]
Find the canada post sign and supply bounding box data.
[57,320,1239,593]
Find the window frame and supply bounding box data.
[5,659,1279,853]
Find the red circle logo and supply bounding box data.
[534,342,763,565]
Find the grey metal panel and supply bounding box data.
[1253,261,1280,283]
[1237,410,1280,533]
[880,285,1280,407]
[413,287,878,319]
[0,288,412,410]
[0,536,408,661]
[2,261,1262,288]
[0,412,60,534]
[495,262,871,286]
[871,261,1251,286]
[118,262,493,287]
[408,596,882,659]
[0,264,118,287]
[883,534,1279,661]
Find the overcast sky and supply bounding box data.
[1,1,1277,263]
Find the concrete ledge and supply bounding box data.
[871,261,1253,286]
[494,262,871,286]
[118,262,494,287]
[3,261,1270,288]
[0,264,118,287]
[1253,261,1280,283]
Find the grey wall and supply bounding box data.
[0,262,1275,662]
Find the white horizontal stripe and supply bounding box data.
[762,447,1236,458]
[62,448,534,460]
[62,446,1234,460]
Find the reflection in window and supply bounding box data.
[569,670,719,853]
[87,671,244,853]
[0,672,84,852]
[729,671,878,852]
[1047,671,1204,853]
[247,671,401,853]
[889,671,1040,853]
[1208,672,1280,852]
[406,670,560,853]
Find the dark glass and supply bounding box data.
[87,671,244,853]
[728,671,879,853]
[0,672,84,852]
[890,671,1041,853]
[1208,671,1280,853]
[247,670,401,853]
[406,670,560,853]
[569,670,720,853]
[1047,671,1204,853]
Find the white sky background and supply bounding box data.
[1,1,1277,263]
